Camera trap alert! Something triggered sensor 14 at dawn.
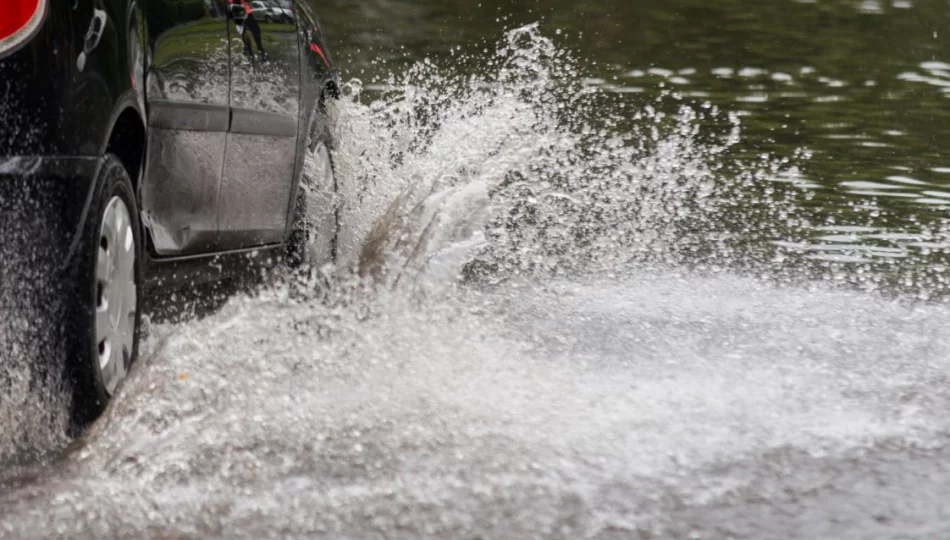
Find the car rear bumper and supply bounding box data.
[0,155,102,270]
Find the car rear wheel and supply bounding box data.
[68,155,142,426]
[287,111,338,268]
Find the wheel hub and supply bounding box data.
[95,196,137,395]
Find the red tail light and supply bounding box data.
[0,0,47,57]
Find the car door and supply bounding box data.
[216,0,300,249]
[142,0,231,255]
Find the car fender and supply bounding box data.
[284,75,340,241]
[67,0,147,266]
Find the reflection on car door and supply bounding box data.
[142,0,231,255]
[217,0,300,249]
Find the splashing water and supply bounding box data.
[0,179,71,464]
[329,24,800,293]
[3,24,950,540]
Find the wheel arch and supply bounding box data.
[65,100,146,267]
[283,79,341,240]
[100,0,148,191]
[61,0,149,270]
[103,104,147,194]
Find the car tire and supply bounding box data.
[265,15,274,23]
[287,105,338,269]
[67,155,142,426]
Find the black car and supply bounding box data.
[0,0,340,424]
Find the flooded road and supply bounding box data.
[4,0,950,538]
[4,272,950,538]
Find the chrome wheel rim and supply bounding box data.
[95,196,137,395]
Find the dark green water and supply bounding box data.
[321,0,950,297]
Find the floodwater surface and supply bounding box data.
[3,1,950,539]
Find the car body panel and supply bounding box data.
[217,3,301,249]
[0,0,340,283]
[0,155,102,270]
[1,0,141,158]
[1,0,146,265]
[141,0,230,255]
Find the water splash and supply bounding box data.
[325,24,803,298]
[326,23,950,303]
[0,179,71,464]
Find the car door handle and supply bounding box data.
[77,8,107,72]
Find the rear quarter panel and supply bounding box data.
[0,0,145,158]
